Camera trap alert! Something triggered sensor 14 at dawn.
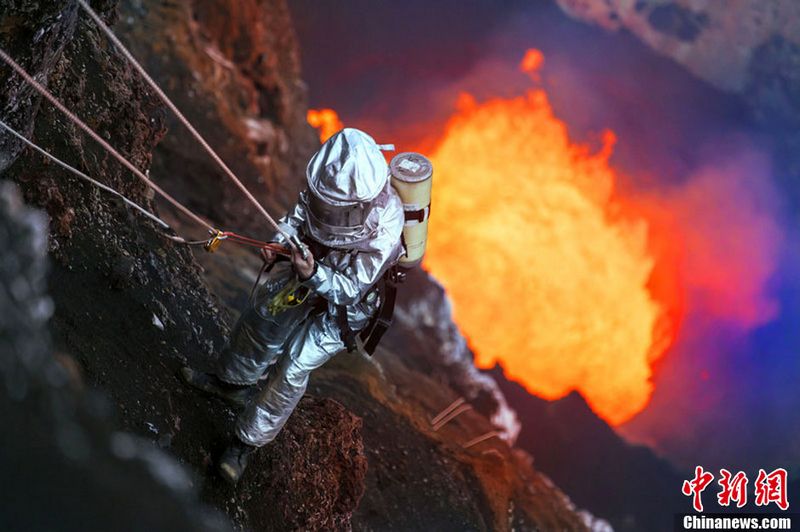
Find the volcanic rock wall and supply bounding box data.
[555,0,800,193]
[0,181,227,531]
[1,1,594,530]
[1,1,364,529]
[555,0,800,95]
[117,0,318,237]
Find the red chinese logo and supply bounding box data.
[754,468,789,511]
[717,469,748,508]
[682,467,790,512]
[682,466,715,512]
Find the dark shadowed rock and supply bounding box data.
[556,0,800,94]
[0,1,78,171]
[239,396,367,531]
[489,365,689,532]
[0,180,228,532]
[745,35,800,131]
[555,0,800,208]
[647,4,709,42]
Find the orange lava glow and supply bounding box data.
[307,108,343,143]
[520,48,544,76]
[423,50,677,425]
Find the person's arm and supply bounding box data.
[294,243,393,306]
[272,192,308,245]
[258,193,307,265]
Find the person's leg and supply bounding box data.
[213,303,300,385]
[237,312,343,445]
[182,264,313,404]
[216,265,313,385]
[219,313,344,482]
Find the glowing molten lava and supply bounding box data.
[423,51,675,425]
[307,108,343,143]
[306,51,678,425]
[519,49,544,76]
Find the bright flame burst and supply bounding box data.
[307,108,343,143]
[306,51,677,425]
[424,51,674,425]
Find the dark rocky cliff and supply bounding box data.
[490,367,686,532]
[1,1,594,530]
[0,180,228,532]
[555,0,800,206]
[117,0,318,237]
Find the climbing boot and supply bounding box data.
[219,438,257,484]
[179,366,255,407]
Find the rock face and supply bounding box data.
[491,367,685,532]
[0,1,78,171]
[2,1,591,530]
[555,0,800,93]
[390,268,521,443]
[117,0,319,238]
[555,0,800,201]
[0,181,227,531]
[233,396,368,531]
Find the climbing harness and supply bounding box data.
[335,265,404,356]
[359,266,404,354]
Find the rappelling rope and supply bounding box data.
[1,118,291,258]
[0,118,169,230]
[0,47,215,232]
[75,0,293,245]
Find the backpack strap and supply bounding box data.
[358,266,404,356]
[303,236,402,355]
[337,303,358,352]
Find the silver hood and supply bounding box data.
[304,128,390,246]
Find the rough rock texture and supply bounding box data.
[0,1,78,171]
[2,1,591,530]
[491,367,685,532]
[117,0,319,238]
[1,1,365,530]
[0,181,227,531]
[555,0,800,248]
[390,268,521,444]
[239,397,368,531]
[555,0,800,94]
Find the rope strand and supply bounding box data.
[0,118,170,229]
[0,118,289,255]
[0,47,215,232]
[1,118,213,248]
[76,0,292,244]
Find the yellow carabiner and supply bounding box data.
[204,230,226,253]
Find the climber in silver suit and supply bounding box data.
[181,128,404,483]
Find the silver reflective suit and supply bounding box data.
[217,129,405,447]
